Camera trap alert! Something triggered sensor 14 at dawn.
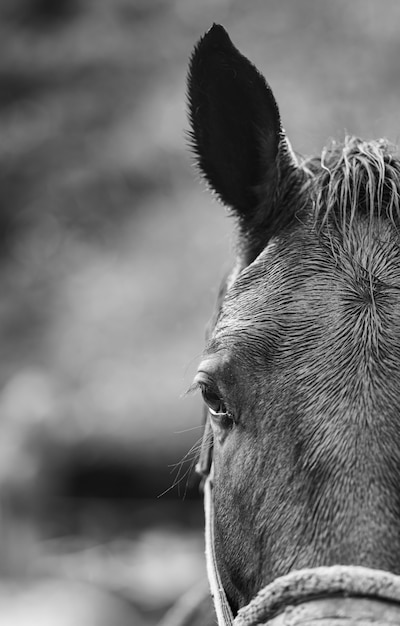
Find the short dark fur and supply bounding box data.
[187,23,302,265]
[187,24,400,620]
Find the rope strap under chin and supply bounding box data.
[234,565,400,625]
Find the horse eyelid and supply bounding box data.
[191,374,235,420]
[208,405,235,431]
[209,405,228,417]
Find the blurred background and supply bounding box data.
[0,0,400,624]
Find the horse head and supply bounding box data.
[187,24,400,622]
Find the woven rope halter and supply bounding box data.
[198,426,400,626]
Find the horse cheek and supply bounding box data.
[213,431,263,606]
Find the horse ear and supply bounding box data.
[187,25,298,262]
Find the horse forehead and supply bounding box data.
[211,221,400,351]
[210,233,332,345]
[219,232,328,313]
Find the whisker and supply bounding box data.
[174,424,205,434]
[158,429,213,499]
[168,438,205,474]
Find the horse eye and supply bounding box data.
[201,386,229,417]
[201,386,223,413]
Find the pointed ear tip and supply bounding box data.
[207,23,229,37]
[195,23,232,52]
[188,24,229,86]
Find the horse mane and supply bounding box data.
[301,136,400,237]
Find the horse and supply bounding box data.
[169,23,400,626]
